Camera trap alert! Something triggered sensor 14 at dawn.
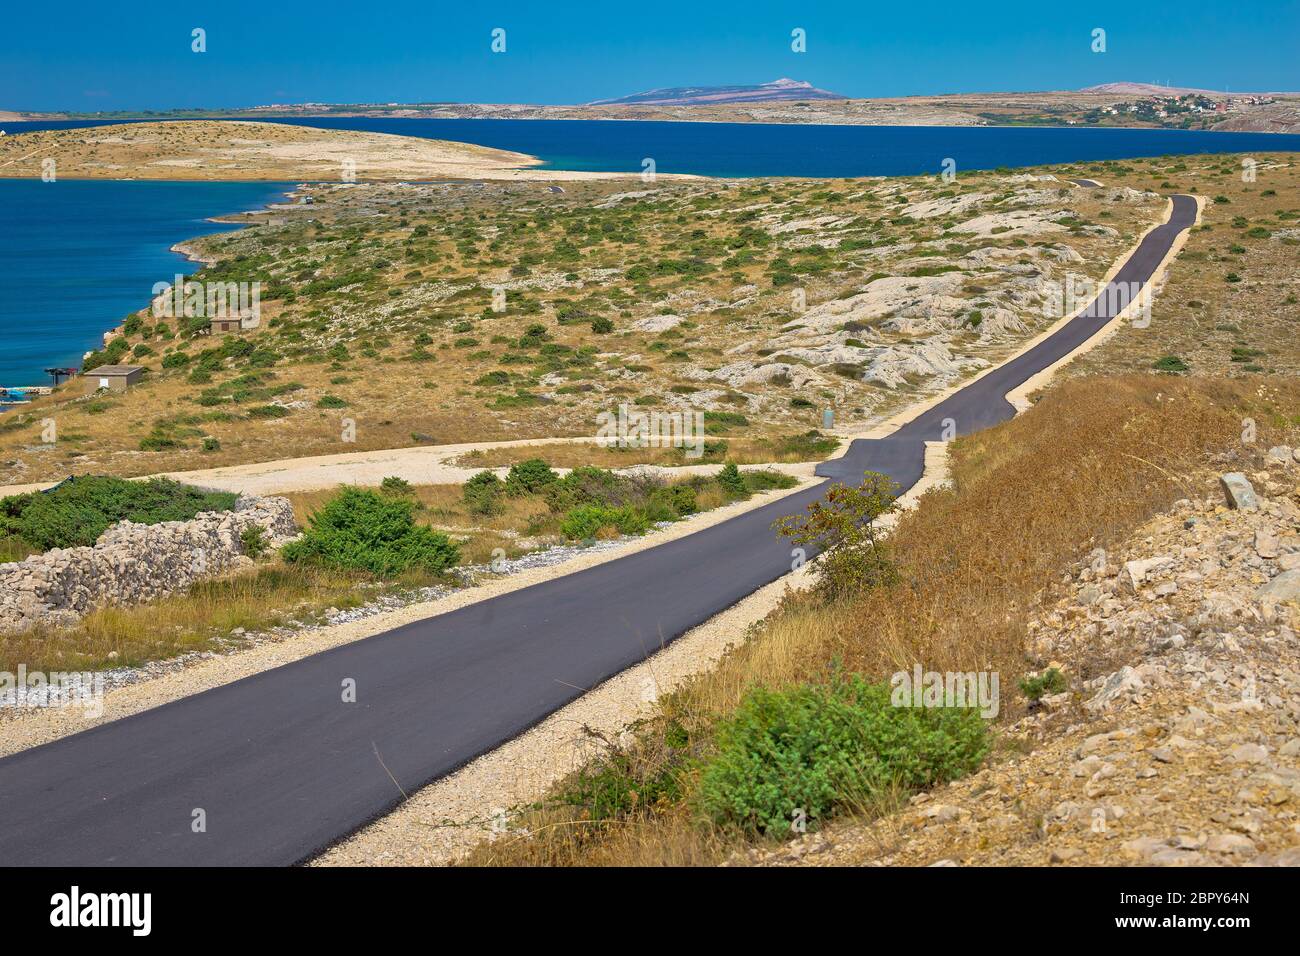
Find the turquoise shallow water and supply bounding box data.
[2,118,1298,385]
[0,179,288,386]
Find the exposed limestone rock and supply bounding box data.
[1257,569,1300,604]
[952,210,1070,238]
[0,495,298,632]
[757,454,1300,869]
[632,313,685,333]
[1220,472,1260,511]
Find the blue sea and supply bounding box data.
[11,117,1300,178]
[0,179,288,386]
[2,117,1300,384]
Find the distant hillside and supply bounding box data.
[587,78,845,106]
[1080,82,1226,96]
[1079,81,1298,97]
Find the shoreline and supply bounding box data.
[0,125,1280,395]
[0,179,294,387]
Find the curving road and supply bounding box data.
[0,194,1197,866]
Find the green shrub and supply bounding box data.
[543,466,629,513]
[0,476,237,551]
[379,475,413,495]
[239,524,269,559]
[247,404,290,419]
[743,469,799,493]
[591,317,614,334]
[559,504,649,540]
[281,487,459,576]
[770,431,839,460]
[650,484,697,519]
[717,463,748,498]
[696,675,989,836]
[774,472,898,601]
[139,431,184,451]
[505,458,558,496]
[558,733,687,822]
[1152,355,1190,373]
[1019,667,1067,701]
[463,470,504,515]
[703,410,749,434]
[82,337,129,372]
[316,394,348,409]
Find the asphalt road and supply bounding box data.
[0,195,1197,866]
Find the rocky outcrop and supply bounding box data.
[756,452,1300,868]
[0,495,298,633]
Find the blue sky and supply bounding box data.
[3,1,1297,111]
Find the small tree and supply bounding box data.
[717,462,748,499]
[773,471,898,601]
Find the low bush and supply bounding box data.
[743,469,799,493]
[379,475,413,496]
[282,487,459,575]
[774,472,898,601]
[505,458,558,496]
[696,674,989,836]
[1019,667,1068,701]
[543,466,633,513]
[650,484,697,518]
[463,470,505,515]
[239,525,269,559]
[559,504,649,540]
[1152,355,1190,373]
[0,476,237,551]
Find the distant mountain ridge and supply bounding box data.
[586,78,845,106]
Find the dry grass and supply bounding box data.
[0,563,394,673]
[450,434,836,470]
[0,164,1151,488]
[1067,154,1300,378]
[284,482,553,566]
[464,373,1300,866]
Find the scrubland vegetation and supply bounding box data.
[462,374,1300,865]
[0,476,235,554]
[1,461,796,673]
[1,155,1170,485]
[1065,155,1299,379]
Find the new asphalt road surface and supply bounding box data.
[0,194,1198,866]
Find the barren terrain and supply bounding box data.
[0,120,634,182]
[0,152,1164,488]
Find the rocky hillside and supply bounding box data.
[759,451,1300,867]
[0,168,1160,486]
